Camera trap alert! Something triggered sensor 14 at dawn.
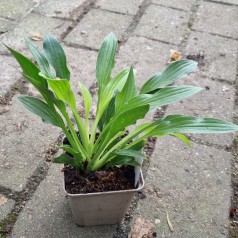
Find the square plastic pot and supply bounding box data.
[64,170,144,226]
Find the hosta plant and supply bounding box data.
[6,33,238,173]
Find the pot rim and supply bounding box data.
[64,169,144,197]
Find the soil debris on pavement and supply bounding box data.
[128,216,155,238]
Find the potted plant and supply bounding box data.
[6,33,238,226]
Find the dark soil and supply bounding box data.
[64,165,136,194]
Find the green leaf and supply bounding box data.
[151,115,238,135]
[140,60,198,94]
[5,45,48,88]
[98,90,119,132]
[59,145,83,158]
[79,82,92,121]
[52,154,82,168]
[43,35,70,80]
[25,38,55,78]
[114,149,145,160]
[171,133,191,146]
[124,86,202,111]
[47,78,76,109]
[18,96,60,127]
[115,66,137,112]
[105,156,141,168]
[96,33,117,92]
[108,105,150,138]
[99,69,129,113]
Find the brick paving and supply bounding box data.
[0,0,237,237]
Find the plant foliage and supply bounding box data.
[7,33,238,171]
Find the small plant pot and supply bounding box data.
[64,170,144,226]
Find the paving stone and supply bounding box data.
[0,55,21,98]
[0,194,15,220]
[165,74,235,146]
[134,4,189,44]
[95,0,144,15]
[0,97,60,192]
[114,36,174,89]
[0,0,36,20]
[64,9,132,50]
[193,1,238,39]
[151,0,194,11]
[134,138,231,237]
[34,0,85,19]
[186,31,237,82]
[12,164,117,237]
[0,19,14,34]
[0,13,72,53]
[63,46,97,95]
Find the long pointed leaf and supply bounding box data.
[140,60,198,94]
[5,45,48,88]
[115,66,137,112]
[151,115,238,135]
[25,38,55,78]
[43,35,70,80]
[47,78,76,109]
[123,86,202,111]
[18,96,60,127]
[96,32,117,93]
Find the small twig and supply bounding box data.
[166,212,174,232]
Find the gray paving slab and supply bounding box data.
[186,31,237,82]
[114,36,172,89]
[0,0,36,20]
[193,1,238,39]
[0,13,72,53]
[64,9,133,50]
[95,0,144,15]
[134,137,231,237]
[134,4,189,44]
[165,73,235,146]
[63,45,97,94]
[34,0,86,19]
[0,55,21,98]
[151,0,194,11]
[12,163,117,238]
[0,194,15,220]
[0,97,60,192]
[0,19,14,34]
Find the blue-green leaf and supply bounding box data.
[140,60,198,94]
[115,66,137,112]
[25,38,55,78]
[96,33,117,92]
[53,154,82,168]
[5,45,48,88]
[43,35,70,80]
[124,86,202,111]
[18,96,60,127]
[152,115,238,135]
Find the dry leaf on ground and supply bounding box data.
[30,33,43,41]
[128,217,154,238]
[0,195,8,206]
[169,49,182,62]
